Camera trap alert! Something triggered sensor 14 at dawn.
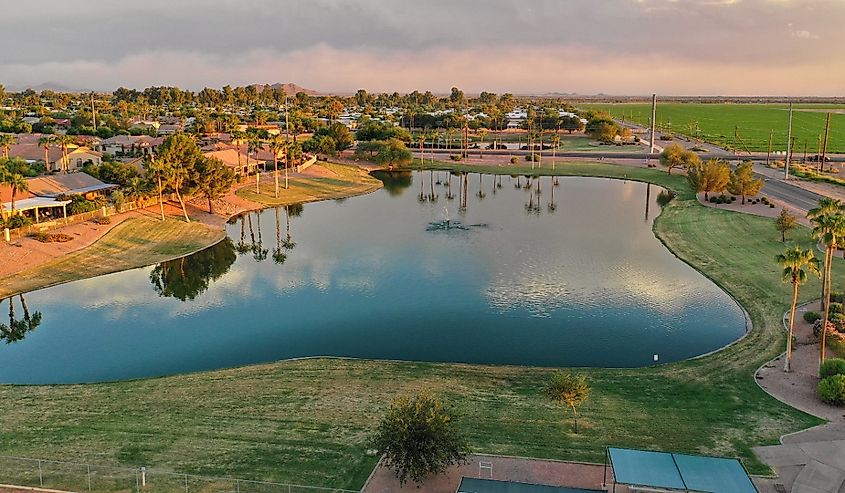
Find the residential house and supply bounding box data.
[98,135,163,157]
[8,143,102,172]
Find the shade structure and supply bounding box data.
[607,447,757,493]
[457,477,602,493]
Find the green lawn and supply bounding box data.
[0,161,836,490]
[581,102,845,153]
[236,161,383,207]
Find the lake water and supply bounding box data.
[0,172,746,384]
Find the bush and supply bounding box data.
[2,215,32,229]
[831,292,844,304]
[831,302,843,315]
[450,154,462,162]
[770,204,776,208]
[28,232,73,243]
[819,374,845,405]
[709,196,718,203]
[832,313,845,333]
[821,359,845,379]
[91,216,111,225]
[804,311,822,323]
[510,157,518,164]
[814,319,836,338]
[656,190,675,206]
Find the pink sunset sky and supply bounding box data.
[2,0,843,96]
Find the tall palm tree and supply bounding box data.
[0,134,17,159]
[811,211,845,366]
[776,247,821,371]
[248,136,262,194]
[55,135,76,173]
[268,136,286,198]
[146,158,169,221]
[37,135,55,171]
[5,172,28,216]
[551,134,561,186]
[272,207,286,264]
[808,197,843,308]
[231,130,246,174]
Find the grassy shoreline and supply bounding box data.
[0,162,382,298]
[0,218,226,298]
[0,160,835,490]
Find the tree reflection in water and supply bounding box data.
[149,238,237,302]
[0,294,42,344]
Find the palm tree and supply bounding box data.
[55,135,76,173]
[37,135,55,171]
[551,134,561,186]
[5,172,28,216]
[146,158,169,221]
[268,136,286,198]
[248,136,262,194]
[811,211,845,366]
[776,247,821,372]
[0,134,17,159]
[231,130,246,174]
[808,197,842,308]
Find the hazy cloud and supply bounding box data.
[1,0,843,94]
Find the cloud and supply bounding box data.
[1,0,843,94]
[2,44,843,96]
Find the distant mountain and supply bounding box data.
[7,82,94,93]
[252,82,320,96]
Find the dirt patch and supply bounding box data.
[362,454,625,493]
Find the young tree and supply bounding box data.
[727,161,764,205]
[370,390,468,486]
[659,143,699,175]
[546,371,590,433]
[0,134,16,158]
[156,133,202,222]
[775,208,798,242]
[0,157,31,216]
[687,158,730,200]
[194,156,236,214]
[776,247,820,372]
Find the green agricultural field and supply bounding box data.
[581,103,845,154]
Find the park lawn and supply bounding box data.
[580,102,845,154]
[0,217,225,298]
[235,161,382,207]
[0,161,836,490]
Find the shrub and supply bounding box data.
[709,196,718,203]
[814,319,836,338]
[2,215,32,229]
[804,311,822,323]
[91,216,111,225]
[832,313,845,333]
[28,232,73,243]
[770,204,776,208]
[821,359,845,379]
[656,190,675,206]
[450,154,462,161]
[819,374,845,405]
[510,157,518,164]
[67,196,98,215]
[831,292,844,304]
[831,302,843,315]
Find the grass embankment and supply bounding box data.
[0,161,835,490]
[236,161,383,207]
[0,218,225,298]
[580,102,845,153]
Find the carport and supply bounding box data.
[604,447,757,493]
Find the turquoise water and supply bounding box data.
[0,173,746,384]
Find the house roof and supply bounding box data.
[1,197,71,214]
[25,172,115,197]
[0,184,36,203]
[203,148,248,168]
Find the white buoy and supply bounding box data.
[653,354,659,362]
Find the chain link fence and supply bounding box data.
[0,456,357,493]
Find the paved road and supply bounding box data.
[758,175,822,212]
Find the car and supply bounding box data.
[807,154,832,162]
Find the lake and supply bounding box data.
[0,172,746,384]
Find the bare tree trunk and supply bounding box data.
[785,280,798,371]
[157,177,165,221]
[175,186,190,223]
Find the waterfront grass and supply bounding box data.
[0,217,225,298]
[0,161,834,490]
[235,161,383,207]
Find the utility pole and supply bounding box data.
[784,102,793,180]
[766,129,773,166]
[817,134,823,172]
[649,94,657,155]
[91,93,97,131]
[822,112,831,172]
